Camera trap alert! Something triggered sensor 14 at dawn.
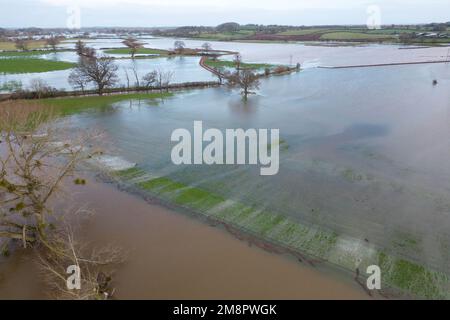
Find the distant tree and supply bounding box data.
[174,40,186,53]
[227,69,260,99]
[201,42,212,53]
[68,68,89,94]
[71,57,118,95]
[216,22,240,33]
[15,39,29,51]
[46,36,61,51]
[75,40,96,59]
[122,37,143,58]
[432,23,447,32]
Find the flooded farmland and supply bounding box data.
[2,37,450,299]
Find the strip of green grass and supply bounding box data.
[0,50,65,57]
[38,92,173,116]
[104,48,169,56]
[0,58,76,74]
[204,58,274,70]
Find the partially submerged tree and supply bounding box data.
[227,69,260,99]
[0,102,92,250]
[0,101,123,299]
[70,57,118,95]
[122,37,143,59]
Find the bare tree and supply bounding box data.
[131,62,140,87]
[174,40,186,54]
[227,69,260,99]
[0,101,123,300]
[156,70,174,92]
[201,42,212,53]
[122,37,143,59]
[142,70,158,89]
[0,102,96,250]
[15,39,29,51]
[46,36,61,51]
[68,69,89,94]
[75,40,96,59]
[71,57,118,95]
[29,78,53,99]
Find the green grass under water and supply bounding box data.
[38,92,173,116]
[104,48,169,56]
[113,166,450,299]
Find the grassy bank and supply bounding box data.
[38,92,173,116]
[204,58,275,71]
[0,50,69,57]
[104,48,169,56]
[0,58,75,74]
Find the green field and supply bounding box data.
[38,92,173,116]
[320,32,395,40]
[0,58,76,74]
[104,48,169,56]
[0,50,65,57]
[195,30,255,40]
[204,58,274,70]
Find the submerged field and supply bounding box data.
[53,59,450,299]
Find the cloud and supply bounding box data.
[40,0,371,11]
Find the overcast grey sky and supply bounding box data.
[1,0,449,28]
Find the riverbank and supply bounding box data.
[0,176,371,299]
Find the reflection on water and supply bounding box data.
[65,61,450,276]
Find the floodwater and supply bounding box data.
[65,60,450,276]
[2,37,449,90]
[2,37,450,297]
[0,179,369,299]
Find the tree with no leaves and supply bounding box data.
[0,101,124,299]
[156,69,174,92]
[122,37,143,59]
[15,39,29,51]
[174,40,186,53]
[46,36,61,51]
[201,42,212,53]
[227,69,260,99]
[71,57,118,95]
[68,68,89,94]
[142,70,158,89]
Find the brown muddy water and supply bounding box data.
[0,178,369,300]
